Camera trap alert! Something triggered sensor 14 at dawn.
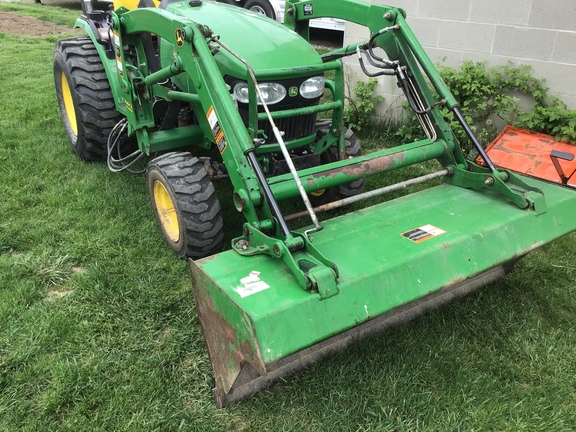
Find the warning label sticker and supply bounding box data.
[113,31,123,77]
[401,224,445,243]
[206,106,227,154]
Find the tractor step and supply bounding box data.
[190,175,576,407]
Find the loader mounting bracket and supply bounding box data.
[449,165,547,215]
[232,223,339,299]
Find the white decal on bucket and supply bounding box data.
[234,271,270,298]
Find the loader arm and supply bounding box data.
[106,7,271,225]
[285,0,543,209]
[105,5,350,295]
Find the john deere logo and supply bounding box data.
[289,86,298,97]
[175,28,186,48]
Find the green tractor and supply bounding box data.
[54,0,576,407]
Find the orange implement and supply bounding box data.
[481,126,576,187]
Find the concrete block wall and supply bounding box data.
[344,0,576,118]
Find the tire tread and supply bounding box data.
[148,152,224,259]
[55,36,122,161]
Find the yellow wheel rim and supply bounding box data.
[61,72,78,136]
[153,180,180,243]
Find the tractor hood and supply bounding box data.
[165,0,322,75]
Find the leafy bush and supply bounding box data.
[519,99,576,142]
[343,78,384,132]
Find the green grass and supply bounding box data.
[1,4,576,430]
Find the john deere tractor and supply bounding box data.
[54,0,576,407]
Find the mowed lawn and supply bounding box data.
[1,3,576,431]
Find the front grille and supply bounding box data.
[238,101,319,144]
[261,111,317,144]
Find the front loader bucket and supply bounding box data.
[190,175,576,407]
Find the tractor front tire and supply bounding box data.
[54,37,122,162]
[148,152,224,259]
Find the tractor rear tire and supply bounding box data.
[148,152,224,259]
[54,36,122,162]
[310,120,365,206]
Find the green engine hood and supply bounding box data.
[163,0,322,78]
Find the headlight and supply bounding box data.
[300,76,325,99]
[233,82,286,105]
